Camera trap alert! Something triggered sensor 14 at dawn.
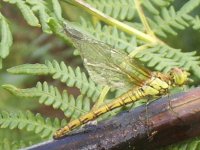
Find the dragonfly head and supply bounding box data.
[169,67,190,86]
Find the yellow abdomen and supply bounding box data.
[53,77,169,139]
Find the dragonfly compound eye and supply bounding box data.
[169,67,189,86]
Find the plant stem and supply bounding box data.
[63,0,157,43]
[134,0,155,37]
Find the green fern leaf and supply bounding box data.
[0,111,66,139]
[85,0,136,20]
[142,0,173,15]
[79,18,137,53]
[85,0,173,20]
[15,0,40,27]
[4,0,64,33]
[7,64,49,75]
[135,45,200,77]
[7,60,102,100]
[161,136,200,150]
[150,0,200,37]
[0,138,27,150]
[0,129,21,142]
[0,13,13,59]
[190,16,200,30]
[2,82,91,118]
[52,0,63,21]
[0,13,13,69]
[46,60,101,100]
[150,7,189,37]
[3,0,40,27]
[27,0,52,33]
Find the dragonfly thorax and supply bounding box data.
[168,67,189,86]
[143,76,170,96]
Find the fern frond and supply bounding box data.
[0,128,43,148]
[142,0,173,15]
[150,0,200,37]
[0,111,65,139]
[2,82,90,118]
[85,0,136,21]
[0,138,27,150]
[28,0,52,33]
[3,0,39,27]
[4,0,63,33]
[135,44,200,76]
[190,16,200,30]
[161,136,200,150]
[79,18,137,53]
[0,13,13,68]
[84,0,173,20]
[7,63,49,75]
[7,60,102,100]
[46,60,101,100]
[150,7,189,37]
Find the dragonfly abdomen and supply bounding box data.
[53,77,172,139]
[53,87,146,139]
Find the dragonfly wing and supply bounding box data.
[64,26,152,88]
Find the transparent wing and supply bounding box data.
[64,26,152,89]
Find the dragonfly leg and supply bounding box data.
[166,91,179,115]
[144,97,151,137]
[83,120,97,129]
[167,92,185,123]
[145,97,159,141]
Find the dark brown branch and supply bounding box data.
[27,87,200,150]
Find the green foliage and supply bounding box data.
[4,0,63,33]
[85,0,173,20]
[150,1,200,37]
[135,44,200,75]
[161,137,200,150]
[2,82,91,119]
[142,0,173,15]
[85,0,136,20]
[79,18,137,53]
[0,138,27,150]
[0,128,43,149]
[0,13,13,69]
[0,111,66,139]
[0,0,63,68]
[7,60,102,100]
[0,0,200,149]
[76,18,200,77]
[191,15,200,30]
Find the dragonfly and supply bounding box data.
[53,24,189,139]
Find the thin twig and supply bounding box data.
[134,0,155,36]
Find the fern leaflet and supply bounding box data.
[85,0,136,20]
[2,82,91,119]
[4,0,63,33]
[0,13,13,69]
[7,60,102,100]
[79,18,137,53]
[161,136,200,150]
[150,0,200,37]
[0,111,66,139]
[135,44,200,77]
[0,138,27,150]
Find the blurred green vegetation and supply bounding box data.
[0,0,200,149]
